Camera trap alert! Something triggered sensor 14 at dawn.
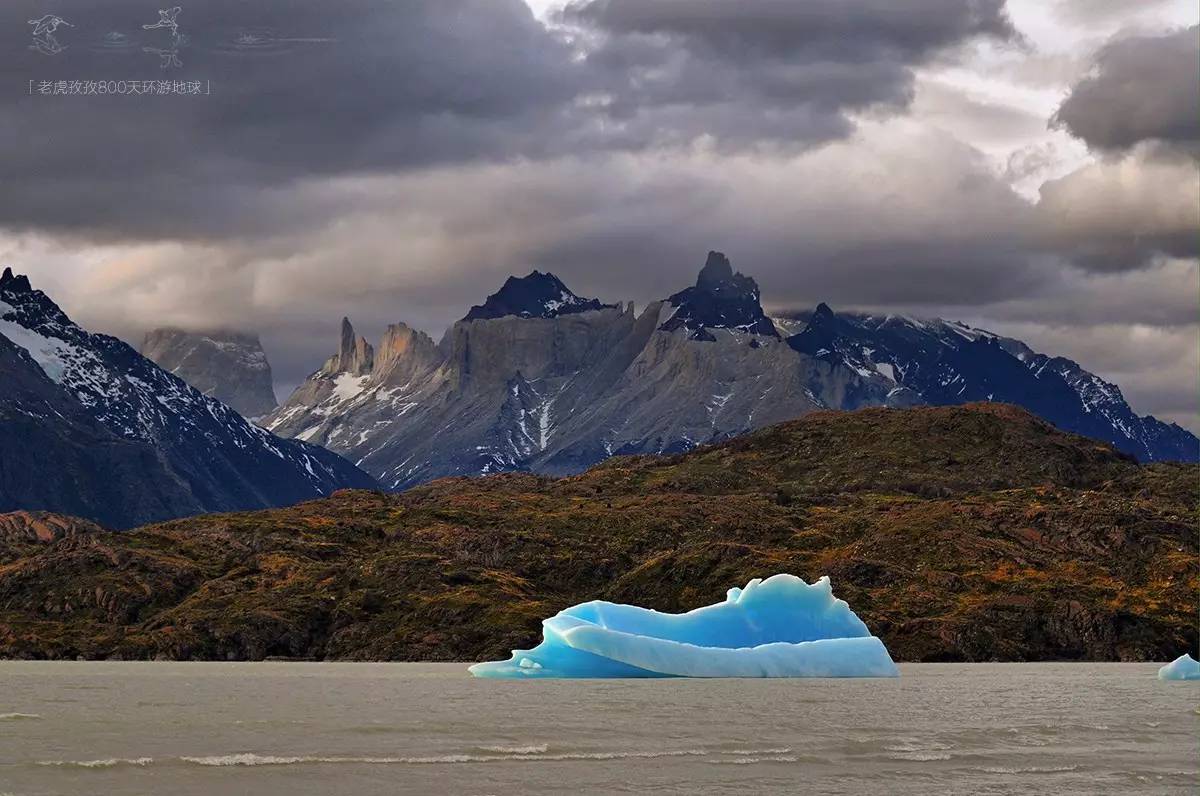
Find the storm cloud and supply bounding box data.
[1,0,1196,431]
[557,0,1016,149]
[4,0,585,239]
[1053,25,1199,153]
[1041,24,1199,270]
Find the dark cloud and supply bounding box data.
[1053,25,1200,153]
[1,0,1195,431]
[2,0,586,239]
[38,126,1044,382]
[1039,25,1200,271]
[1036,148,1199,270]
[562,0,1015,58]
[0,0,1022,242]
[557,0,1016,150]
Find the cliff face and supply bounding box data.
[0,404,1194,664]
[265,252,1197,490]
[141,327,279,418]
[265,260,883,488]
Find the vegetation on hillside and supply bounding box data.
[0,404,1195,662]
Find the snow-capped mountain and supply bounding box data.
[265,251,1196,490]
[660,251,779,339]
[782,305,1198,463]
[0,267,376,528]
[464,271,615,321]
[265,254,891,488]
[141,327,278,418]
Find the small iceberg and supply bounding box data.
[1157,654,1200,681]
[469,574,899,679]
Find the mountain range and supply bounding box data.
[2,404,1193,662]
[0,268,375,528]
[264,252,1197,489]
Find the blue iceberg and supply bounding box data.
[1157,654,1200,681]
[469,574,899,678]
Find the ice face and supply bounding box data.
[469,574,899,679]
[1157,654,1200,681]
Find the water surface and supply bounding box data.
[1,662,1195,795]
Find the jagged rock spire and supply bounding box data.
[660,251,779,339]
[0,267,32,293]
[323,317,374,376]
[696,251,734,290]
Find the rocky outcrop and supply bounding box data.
[660,251,779,339]
[0,268,377,529]
[0,404,1193,663]
[0,511,103,564]
[463,271,614,321]
[141,327,278,418]
[322,317,375,377]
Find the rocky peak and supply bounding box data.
[696,251,735,289]
[0,267,32,294]
[812,302,835,322]
[141,327,279,419]
[786,303,842,359]
[660,251,779,339]
[463,271,614,322]
[323,317,375,376]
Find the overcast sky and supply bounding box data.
[3,0,1197,430]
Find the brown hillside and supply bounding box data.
[0,404,1195,663]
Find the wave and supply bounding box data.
[725,747,792,756]
[886,752,953,762]
[180,748,709,767]
[34,747,718,770]
[978,765,1080,774]
[883,739,953,753]
[476,744,549,754]
[0,712,41,720]
[708,756,798,765]
[37,758,153,769]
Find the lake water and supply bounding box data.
[0,662,1195,795]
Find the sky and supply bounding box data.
[2,0,1197,430]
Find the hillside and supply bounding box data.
[0,404,1195,663]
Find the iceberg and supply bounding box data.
[469,574,899,679]
[1157,654,1200,681]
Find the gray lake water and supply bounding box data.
[0,662,1196,795]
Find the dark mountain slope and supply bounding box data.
[785,306,1198,462]
[0,268,376,528]
[463,271,614,321]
